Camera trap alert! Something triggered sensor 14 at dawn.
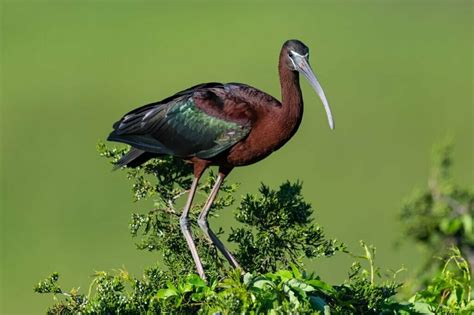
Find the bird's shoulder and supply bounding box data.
[222,83,281,108]
[192,82,281,124]
[116,82,223,118]
[112,82,280,131]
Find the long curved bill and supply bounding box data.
[296,58,335,130]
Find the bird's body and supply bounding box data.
[109,79,302,170]
[108,40,334,280]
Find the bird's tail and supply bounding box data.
[113,148,156,170]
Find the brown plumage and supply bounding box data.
[108,39,334,280]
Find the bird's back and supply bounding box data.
[108,82,281,166]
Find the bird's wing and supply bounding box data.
[107,83,253,159]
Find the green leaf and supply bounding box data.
[274,270,293,281]
[187,274,207,288]
[243,273,253,285]
[286,288,300,308]
[461,214,473,236]
[287,278,315,292]
[191,292,205,301]
[306,279,335,293]
[439,217,462,235]
[411,302,435,314]
[180,281,193,294]
[252,279,274,289]
[155,288,178,299]
[290,263,303,279]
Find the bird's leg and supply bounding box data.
[180,175,206,280]
[197,172,242,270]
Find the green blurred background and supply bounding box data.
[1,1,472,313]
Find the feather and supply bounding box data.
[108,83,254,163]
[113,148,158,169]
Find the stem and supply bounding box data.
[363,243,375,285]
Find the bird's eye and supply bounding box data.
[288,51,294,58]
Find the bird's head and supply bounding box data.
[282,39,334,130]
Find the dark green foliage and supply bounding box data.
[400,141,474,280]
[229,181,343,273]
[98,142,235,277]
[34,273,87,314]
[98,142,341,277]
[35,142,473,313]
[35,272,62,294]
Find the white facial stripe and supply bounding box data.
[289,56,298,70]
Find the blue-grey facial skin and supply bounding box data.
[289,50,335,130]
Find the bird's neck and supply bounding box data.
[277,61,304,138]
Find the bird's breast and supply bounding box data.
[224,110,302,166]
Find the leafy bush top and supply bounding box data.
[35,142,474,314]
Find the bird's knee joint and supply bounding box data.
[197,217,208,230]
[180,216,189,229]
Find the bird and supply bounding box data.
[107,39,334,280]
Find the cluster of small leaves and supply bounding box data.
[400,141,474,277]
[35,266,167,314]
[329,242,409,314]
[98,142,238,277]
[35,272,62,294]
[97,141,194,201]
[193,267,338,314]
[34,272,87,313]
[35,259,414,314]
[35,142,473,313]
[229,181,344,273]
[98,143,341,277]
[409,247,474,314]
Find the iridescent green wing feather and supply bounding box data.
[108,84,251,159]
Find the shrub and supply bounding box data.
[35,142,473,314]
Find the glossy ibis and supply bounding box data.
[108,39,334,280]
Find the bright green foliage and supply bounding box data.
[229,182,343,273]
[400,142,474,279]
[330,242,408,314]
[35,260,413,314]
[410,248,474,314]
